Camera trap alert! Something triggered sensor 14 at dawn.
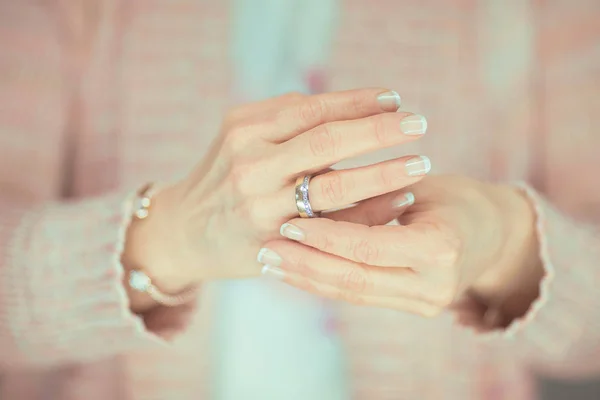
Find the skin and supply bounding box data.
[123,88,543,326]
[260,175,544,327]
[123,88,430,312]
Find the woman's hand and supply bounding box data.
[125,89,431,295]
[258,175,543,323]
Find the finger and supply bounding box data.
[259,88,402,142]
[259,155,424,221]
[276,216,429,267]
[326,190,415,225]
[261,266,440,317]
[256,239,423,298]
[272,112,428,176]
[283,155,429,213]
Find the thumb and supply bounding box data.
[325,190,415,226]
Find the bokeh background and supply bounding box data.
[0,0,598,398]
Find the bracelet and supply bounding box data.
[128,183,199,307]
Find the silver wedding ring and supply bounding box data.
[295,175,320,218]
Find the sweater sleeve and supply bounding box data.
[0,190,181,371]
[480,184,600,377]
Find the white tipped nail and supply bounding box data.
[261,265,285,280]
[257,248,282,266]
[405,155,432,176]
[377,90,402,112]
[280,223,306,241]
[400,114,428,135]
[393,192,415,208]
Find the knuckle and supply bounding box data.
[308,124,340,157]
[290,277,312,293]
[349,92,366,114]
[419,305,444,318]
[429,284,458,307]
[436,239,461,269]
[339,267,369,293]
[232,198,264,229]
[371,116,390,146]
[290,253,312,275]
[352,238,381,265]
[418,223,462,270]
[429,223,462,267]
[319,170,349,206]
[314,232,336,252]
[228,160,261,196]
[377,162,397,189]
[223,125,248,152]
[228,164,249,194]
[298,98,328,123]
[336,289,366,306]
[223,107,244,126]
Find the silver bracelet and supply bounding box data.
[128,184,199,307]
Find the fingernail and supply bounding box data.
[261,265,286,280]
[257,248,282,267]
[377,90,401,112]
[280,223,306,241]
[405,155,431,176]
[400,114,428,135]
[393,192,415,208]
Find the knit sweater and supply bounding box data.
[1,1,599,399]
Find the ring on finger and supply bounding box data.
[295,175,320,218]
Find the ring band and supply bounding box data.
[295,175,320,218]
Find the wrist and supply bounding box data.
[471,184,543,319]
[123,184,198,311]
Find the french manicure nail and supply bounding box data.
[257,248,282,267]
[400,114,428,135]
[393,192,415,208]
[261,265,286,280]
[377,90,401,112]
[405,155,432,176]
[280,223,306,241]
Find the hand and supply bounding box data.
[258,175,543,321]
[125,89,431,295]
